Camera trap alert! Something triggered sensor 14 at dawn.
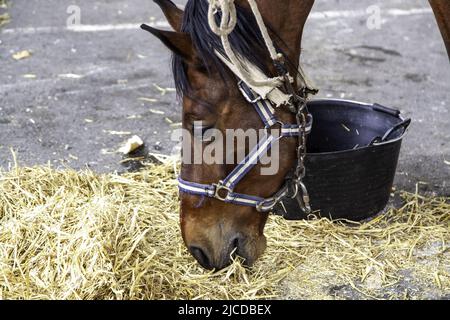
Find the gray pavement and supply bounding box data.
[0,0,449,194]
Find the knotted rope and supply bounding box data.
[207,0,285,88]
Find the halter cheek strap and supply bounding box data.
[178,82,312,213]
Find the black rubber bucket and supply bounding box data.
[274,99,411,221]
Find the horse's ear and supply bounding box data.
[141,24,194,61]
[153,0,184,32]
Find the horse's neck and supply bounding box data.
[237,0,314,70]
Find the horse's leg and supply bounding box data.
[429,0,450,59]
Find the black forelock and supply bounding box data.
[172,0,284,98]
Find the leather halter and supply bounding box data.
[178,80,313,213]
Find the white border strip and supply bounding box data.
[2,7,432,35]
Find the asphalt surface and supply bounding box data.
[0,0,449,194]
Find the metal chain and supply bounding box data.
[294,98,312,214]
[274,58,312,214]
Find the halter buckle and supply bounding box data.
[238,80,262,104]
[213,182,232,201]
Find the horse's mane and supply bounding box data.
[173,0,288,97]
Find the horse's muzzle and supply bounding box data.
[188,234,247,270]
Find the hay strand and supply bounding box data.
[0,162,448,300]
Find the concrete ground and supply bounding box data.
[0,0,449,195]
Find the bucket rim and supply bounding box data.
[306,98,410,156]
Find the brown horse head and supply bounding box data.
[143,0,314,269]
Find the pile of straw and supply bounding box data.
[0,160,448,300]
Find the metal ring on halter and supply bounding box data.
[305,113,313,134]
[256,189,286,213]
[213,182,232,201]
[255,201,266,213]
[288,182,299,200]
[298,181,311,213]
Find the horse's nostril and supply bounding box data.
[232,237,239,249]
[189,246,212,270]
[228,235,244,259]
[230,237,240,257]
[188,236,250,270]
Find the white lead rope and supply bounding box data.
[245,0,281,61]
[207,0,284,88]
